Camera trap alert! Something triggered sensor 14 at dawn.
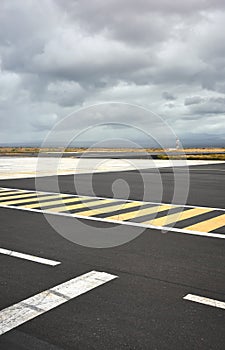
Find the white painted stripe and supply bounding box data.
[183,294,225,310]
[0,248,61,266]
[0,270,117,336]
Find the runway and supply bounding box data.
[0,162,225,349]
[0,156,224,179]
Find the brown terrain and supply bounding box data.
[0,147,225,160]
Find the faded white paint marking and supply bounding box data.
[0,248,61,266]
[184,294,225,310]
[0,157,225,179]
[0,270,117,335]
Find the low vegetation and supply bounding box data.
[0,147,225,160]
[158,154,225,161]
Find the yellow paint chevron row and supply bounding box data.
[185,214,225,232]
[71,201,141,217]
[0,187,225,237]
[0,192,49,202]
[0,194,70,206]
[24,196,85,209]
[0,191,34,199]
[0,190,27,197]
[143,207,213,227]
[107,204,173,221]
[48,198,127,213]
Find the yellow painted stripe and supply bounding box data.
[0,192,42,202]
[24,196,85,209]
[22,195,76,208]
[74,201,141,217]
[0,191,29,198]
[185,213,225,232]
[107,204,173,221]
[48,199,116,213]
[143,207,213,227]
[0,194,68,206]
[0,190,24,196]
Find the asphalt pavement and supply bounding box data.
[0,163,225,349]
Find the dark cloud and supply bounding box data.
[184,96,204,106]
[162,91,176,100]
[185,96,225,114]
[164,102,175,109]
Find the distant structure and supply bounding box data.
[176,137,180,150]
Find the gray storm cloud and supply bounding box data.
[0,0,225,146]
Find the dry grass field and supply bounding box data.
[158,154,225,160]
[0,147,225,160]
[1,147,225,152]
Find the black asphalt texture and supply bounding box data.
[0,163,225,349]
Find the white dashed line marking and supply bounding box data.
[0,270,118,335]
[184,294,225,310]
[0,248,61,266]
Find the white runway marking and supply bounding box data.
[0,270,117,335]
[0,248,61,266]
[184,294,225,310]
[0,156,224,179]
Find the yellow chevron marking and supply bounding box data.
[0,192,42,202]
[143,207,213,227]
[48,198,116,213]
[0,194,70,206]
[185,213,225,232]
[24,196,87,209]
[74,201,141,217]
[22,194,76,208]
[107,204,173,221]
[0,190,25,196]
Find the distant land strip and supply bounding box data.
[0,147,225,160]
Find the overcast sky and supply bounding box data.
[0,0,225,147]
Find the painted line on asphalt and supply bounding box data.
[143,207,213,227]
[0,248,61,266]
[108,204,173,221]
[185,213,225,233]
[1,187,225,212]
[1,203,225,239]
[70,200,140,217]
[0,187,225,239]
[0,270,118,336]
[184,294,225,310]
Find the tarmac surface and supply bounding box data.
[1,150,225,158]
[0,162,225,349]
